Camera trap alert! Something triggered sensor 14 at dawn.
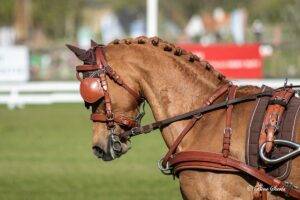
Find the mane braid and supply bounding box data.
[107,36,228,83]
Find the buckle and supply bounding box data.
[106,113,115,121]
[224,127,232,134]
[130,127,140,137]
[157,158,173,175]
[194,114,203,119]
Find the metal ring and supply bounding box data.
[259,139,300,165]
[130,127,140,137]
[157,158,173,175]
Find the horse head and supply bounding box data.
[67,40,142,161]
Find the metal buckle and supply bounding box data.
[223,127,232,134]
[106,113,115,122]
[194,113,203,119]
[135,100,146,125]
[284,181,298,190]
[130,127,140,137]
[157,158,173,175]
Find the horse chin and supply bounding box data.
[101,154,115,161]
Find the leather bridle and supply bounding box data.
[76,46,144,157]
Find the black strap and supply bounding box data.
[120,91,274,140]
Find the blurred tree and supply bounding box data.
[14,0,31,42]
[0,0,15,26]
[31,0,85,39]
[159,0,297,29]
[0,0,298,40]
[248,0,296,23]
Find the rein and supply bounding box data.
[119,89,274,140]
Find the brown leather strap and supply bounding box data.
[168,151,300,199]
[222,85,237,157]
[76,64,99,72]
[161,83,232,167]
[91,113,138,128]
[95,47,140,101]
[204,84,233,106]
[259,88,295,153]
[162,117,199,167]
[105,65,140,100]
[253,170,268,200]
[95,48,115,128]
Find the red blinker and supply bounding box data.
[80,78,104,103]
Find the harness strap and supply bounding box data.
[222,85,237,157]
[104,65,140,100]
[91,113,138,128]
[168,151,300,199]
[259,88,295,153]
[161,83,232,167]
[76,64,99,71]
[94,48,115,128]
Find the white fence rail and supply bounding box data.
[0,79,299,109]
[0,82,80,109]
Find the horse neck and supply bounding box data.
[125,44,227,148]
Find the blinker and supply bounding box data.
[80,77,104,103]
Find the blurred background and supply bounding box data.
[0,0,299,199]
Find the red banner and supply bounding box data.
[179,43,263,79]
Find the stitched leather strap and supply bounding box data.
[104,65,140,100]
[76,64,99,72]
[91,113,138,128]
[259,88,295,153]
[168,151,300,199]
[222,85,237,157]
[94,48,115,128]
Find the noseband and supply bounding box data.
[76,46,144,157]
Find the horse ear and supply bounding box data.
[66,44,87,61]
[91,40,98,47]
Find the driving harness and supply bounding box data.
[74,46,300,199]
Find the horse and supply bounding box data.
[67,36,300,200]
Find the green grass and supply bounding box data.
[0,104,181,200]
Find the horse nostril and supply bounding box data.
[92,146,104,158]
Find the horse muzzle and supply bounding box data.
[92,133,131,161]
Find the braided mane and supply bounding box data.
[107,36,228,83]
